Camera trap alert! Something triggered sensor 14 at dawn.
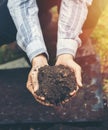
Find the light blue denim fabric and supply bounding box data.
[7,0,93,62]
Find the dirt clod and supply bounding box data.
[36,65,77,105]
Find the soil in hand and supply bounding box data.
[36,65,77,105]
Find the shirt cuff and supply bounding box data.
[56,39,80,58]
[26,41,49,62]
[86,0,93,6]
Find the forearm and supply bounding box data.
[7,0,48,62]
[57,0,93,57]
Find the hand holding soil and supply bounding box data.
[26,54,49,105]
[27,54,82,106]
[35,65,78,106]
[56,54,82,87]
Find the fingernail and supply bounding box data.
[41,97,45,100]
[64,99,69,103]
[69,90,76,96]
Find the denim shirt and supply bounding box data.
[7,0,93,62]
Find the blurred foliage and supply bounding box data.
[92,5,108,73]
[103,79,108,93]
[0,44,24,64]
[91,5,108,96]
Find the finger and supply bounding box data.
[33,95,54,107]
[69,90,77,96]
[62,99,69,104]
[31,68,39,92]
[39,100,54,107]
[26,73,34,93]
[26,82,34,95]
[74,66,83,87]
[37,96,45,101]
[26,72,32,86]
[27,79,45,101]
[35,93,45,101]
[69,85,79,96]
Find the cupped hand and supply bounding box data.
[26,54,53,106]
[56,54,82,97]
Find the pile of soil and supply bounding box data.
[36,65,77,105]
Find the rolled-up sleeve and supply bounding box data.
[57,0,93,57]
[7,0,48,62]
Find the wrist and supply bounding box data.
[57,54,74,61]
[32,54,47,66]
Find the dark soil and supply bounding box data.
[36,65,77,105]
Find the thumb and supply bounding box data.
[31,68,39,92]
[75,68,83,87]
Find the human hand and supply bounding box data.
[56,54,82,97]
[26,54,53,106]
